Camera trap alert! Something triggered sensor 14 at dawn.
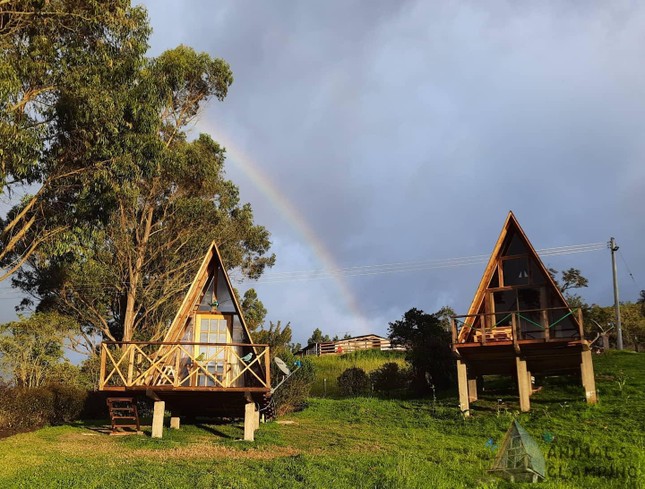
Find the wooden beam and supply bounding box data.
[244,402,256,441]
[515,357,531,412]
[152,400,165,439]
[457,359,469,416]
[99,345,107,390]
[467,375,478,403]
[581,349,598,404]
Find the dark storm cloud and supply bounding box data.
[141,0,645,341]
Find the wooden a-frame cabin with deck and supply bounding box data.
[450,212,597,414]
[99,242,271,440]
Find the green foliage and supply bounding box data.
[254,321,293,360]
[370,362,410,394]
[308,350,407,397]
[0,313,76,387]
[337,367,371,396]
[0,383,86,430]
[388,307,455,391]
[272,359,315,416]
[4,4,275,347]
[254,321,315,414]
[307,327,330,345]
[240,288,267,332]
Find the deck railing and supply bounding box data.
[99,341,270,391]
[451,307,583,347]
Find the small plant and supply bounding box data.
[616,370,627,394]
[337,367,371,396]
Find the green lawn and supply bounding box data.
[0,351,643,488]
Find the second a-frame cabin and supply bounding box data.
[98,242,270,440]
[450,212,597,413]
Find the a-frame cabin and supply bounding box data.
[450,212,597,413]
[99,242,270,440]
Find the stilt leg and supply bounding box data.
[516,357,530,412]
[244,402,256,441]
[467,376,478,403]
[170,416,180,429]
[457,359,470,416]
[581,349,598,404]
[152,401,165,438]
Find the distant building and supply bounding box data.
[297,333,405,356]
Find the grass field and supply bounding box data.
[307,349,408,397]
[0,351,643,488]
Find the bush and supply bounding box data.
[337,367,371,396]
[47,384,87,424]
[0,384,87,430]
[272,358,315,416]
[370,362,410,394]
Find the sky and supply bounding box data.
[132,0,645,345]
[2,1,642,347]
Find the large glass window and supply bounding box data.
[502,257,530,286]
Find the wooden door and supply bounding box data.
[194,314,231,387]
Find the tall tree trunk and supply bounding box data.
[122,204,154,342]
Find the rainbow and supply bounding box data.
[197,120,370,333]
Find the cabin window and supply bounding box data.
[216,268,236,313]
[505,232,527,256]
[195,315,231,386]
[502,257,530,286]
[198,277,216,311]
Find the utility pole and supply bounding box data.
[609,237,623,350]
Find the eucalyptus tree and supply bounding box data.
[4,3,275,347]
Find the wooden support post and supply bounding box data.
[542,309,550,341]
[515,357,531,412]
[99,345,107,390]
[581,349,598,404]
[254,404,260,430]
[152,400,165,438]
[467,376,478,403]
[527,370,533,397]
[264,347,271,389]
[480,314,486,345]
[244,402,256,441]
[577,308,584,339]
[170,416,180,429]
[457,359,470,416]
[127,346,135,386]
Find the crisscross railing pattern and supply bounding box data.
[99,341,270,391]
[451,307,583,346]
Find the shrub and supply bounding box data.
[0,384,87,430]
[370,362,410,394]
[272,358,315,416]
[47,384,87,424]
[337,367,371,396]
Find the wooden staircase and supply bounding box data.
[107,397,141,434]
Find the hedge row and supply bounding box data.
[0,384,87,430]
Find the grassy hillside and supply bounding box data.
[0,351,642,488]
[307,349,408,397]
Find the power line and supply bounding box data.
[242,242,606,284]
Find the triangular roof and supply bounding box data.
[490,420,546,480]
[459,211,574,342]
[162,241,254,344]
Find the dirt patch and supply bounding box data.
[55,430,300,461]
[130,444,300,460]
[0,427,37,440]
